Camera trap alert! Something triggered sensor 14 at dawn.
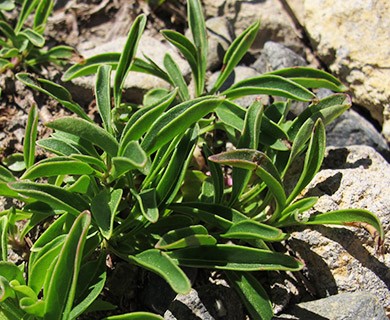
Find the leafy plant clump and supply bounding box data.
[0,0,384,319]
[0,0,73,75]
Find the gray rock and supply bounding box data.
[276,292,388,320]
[288,145,390,310]
[252,41,307,74]
[206,17,234,71]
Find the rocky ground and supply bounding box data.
[1,0,389,319]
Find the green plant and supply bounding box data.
[0,0,384,319]
[0,0,73,73]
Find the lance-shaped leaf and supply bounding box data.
[43,211,91,320]
[119,89,177,155]
[23,105,38,169]
[156,225,217,250]
[0,165,15,183]
[203,144,224,204]
[14,0,38,33]
[187,0,207,96]
[114,14,146,106]
[46,117,119,157]
[141,97,224,155]
[215,100,245,131]
[210,21,260,94]
[110,141,147,180]
[267,67,347,92]
[169,202,247,231]
[91,189,122,239]
[132,57,171,84]
[209,149,286,215]
[37,138,80,156]
[16,73,91,121]
[221,220,287,242]
[222,75,315,101]
[167,244,303,271]
[129,249,191,294]
[132,188,159,223]
[9,182,88,215]
[20,28,45,47]
[95,65,113,135]
[0,216,8,261]
[33,0,53,31]
[231,101,263,205]
[70,256,107,319]
[103,312,164,320]
[22,157,95,180]
[226,271,273,320]
[62,52,121,81]
[164,53,189,101]
[276,197,318,226]
[156,127,198,208]
[286,119,326,205]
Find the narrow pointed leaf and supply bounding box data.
[103,312,164,320]
[62,53,120,81]
[203,144,224,204]
[111,141,147,179]
[164,53,189,101]
[95,65,113,134]
[215,100,245,131]
[130,249,191,294]
[222,75,315,101]
[168,244,303,271]
[0,165,15,182]
[16,73,91,121]
[20,28,45,47]
[114,14,146,106]
[0,216,8,261]
[46,117,119,157]
[23,105,39,169]
[119,89,177,155]
[33,0,53,31]
[133,188,159,223]
[141,97,224,154]
[37,138,81,156]
[211,21,260,93]
[268,67,347,92]
[15,0,38,33]
[226,271,273,320]
[221,220,287,241]
[43,211,91,320]
[91,189,122,239]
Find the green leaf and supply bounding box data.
[134,188,159,223]
[20,28,45,47]
[91,189,123,239]
[23,105,39,169]
[0,0,15,11]
[103,312,164,320]
[46,117,119,157]
[43,211,91,320]
[132,57,171,84]
[95,65,113,134]
[114,14,146,106]
[15,0,39,33]
[0,217,8,261]
[37,138,81,156]
[286,119,326,205]
[215,100,245,131]
[221,220,287,242]
[70,256,107,319]
[155,126,198,208]
[156,225,217,250]
[9,182,88,215]
[164,53,190,101]
[0,165,16,183]
[231,101,263,205]
[130,249,191,294]
[222,75,316,101]
[169,202,247,231]
[209,149,286,215]
[2,153,25,172]
[168,244,304,271]
[33,0,53,31]
[62,53,121,81]
[16,73,91,121]
[0,21,19,48]
[0,261,25,284]
[119,89,177,155]
[187,0,207,96]
[202,144,224,204]
[226,271,273,320]
[210,21,260,94]
[268,67,347,92]
[141,97,224,154]
[161,30,198,91]
[110,141,147,179]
